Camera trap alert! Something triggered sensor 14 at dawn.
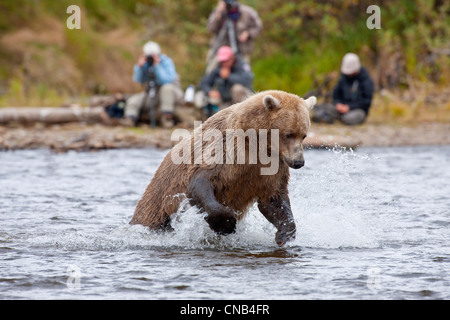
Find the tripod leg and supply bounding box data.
[227,19,239,54]
[205,22,229,75]
[149,86,156,128]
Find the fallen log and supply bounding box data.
[0,106,104,125]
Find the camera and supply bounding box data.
[224,0,238,11]
[146,55,154,66]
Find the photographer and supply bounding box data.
[197,46,253,113]
[206,0,262,73]
[122,41,183,128]
[312,53,374,125]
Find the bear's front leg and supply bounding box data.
[187,170,237,235]
[258,194,296,246]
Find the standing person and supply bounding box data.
[206,0,262,73]
[122,41,183,128]
[312,53,374,125]
[197,46,253,115]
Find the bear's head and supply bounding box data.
[261,91,316,169]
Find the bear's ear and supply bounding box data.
[304,96,317,111]
[263,94,281,111]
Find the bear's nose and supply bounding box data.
[292,159,305,169]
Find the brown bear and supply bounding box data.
[130,90,316,246]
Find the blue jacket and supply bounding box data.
[133,54,177,86]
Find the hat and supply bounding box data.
[217,46,235,62]
[341,53,361,75]
[143,41,161,56]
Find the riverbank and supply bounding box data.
[1,121,449,152]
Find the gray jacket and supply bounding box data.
[208,4,263,56]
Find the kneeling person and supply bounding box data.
[197,46,253,116]
[312,53,374,125]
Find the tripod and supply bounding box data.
[140,64,157,128]
[207,17,240,70]
[200,17,240,119]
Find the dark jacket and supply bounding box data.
[332,67,374,114]
[200,58,253,102]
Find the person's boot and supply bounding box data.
[160,113,175,129]
[119,116,137,127]
[311,110,334,124]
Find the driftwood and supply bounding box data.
[0,106,104,125]
[0,105,361,151]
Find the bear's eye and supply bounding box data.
[286,133,295,139]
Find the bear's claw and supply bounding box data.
[275,227,296,246]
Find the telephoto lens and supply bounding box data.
[146,56,154,66]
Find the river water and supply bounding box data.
[0,145,449,300]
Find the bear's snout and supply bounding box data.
[292,159,305,169]
[283,155,305,169]
[283,143,306,169]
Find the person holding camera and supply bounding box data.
[122,41,183,128]
[206,0,262,73]
[197,46,253,114]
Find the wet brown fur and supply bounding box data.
[130,90,312,230]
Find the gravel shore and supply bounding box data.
[1,121,449,152]
[308,122,450,148]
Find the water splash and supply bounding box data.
[23,148,380,251]
[289,147,380,248]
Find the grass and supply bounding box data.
[0,77,86,107]
[0,0,448,126]
[367,86,450,124]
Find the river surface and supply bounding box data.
[0,145,449,299]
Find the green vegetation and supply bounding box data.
[0,0,448,123]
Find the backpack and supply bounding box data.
[105,99,126,118]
